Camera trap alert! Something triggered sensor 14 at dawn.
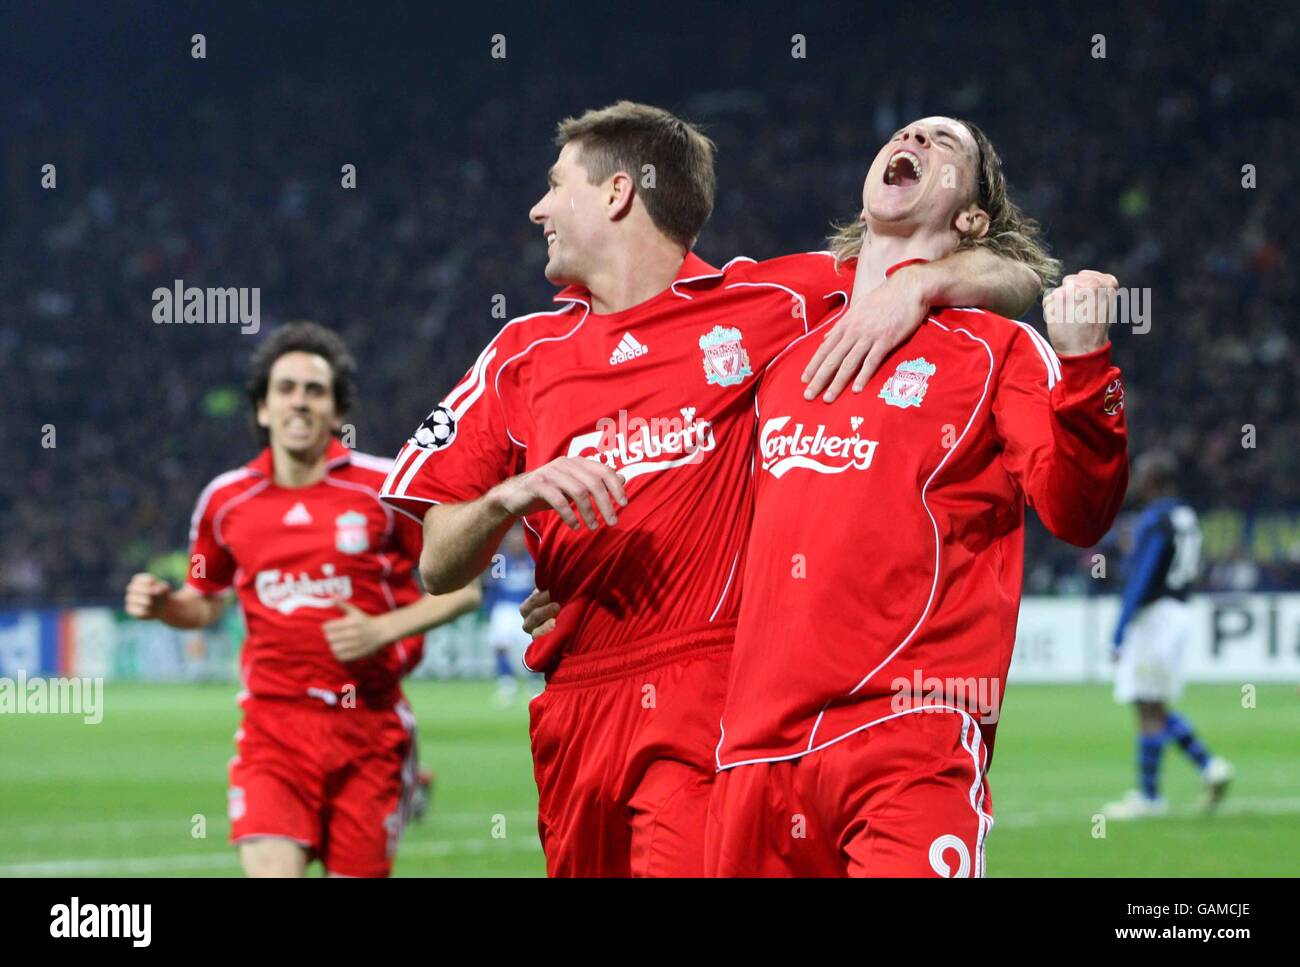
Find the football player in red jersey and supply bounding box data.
[124,322,480,877]
[705,118,1128,876]
[383,103,1041,877]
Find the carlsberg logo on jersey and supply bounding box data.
[568,408,716,481]
[255,564,353,614]
[760,415,879,479]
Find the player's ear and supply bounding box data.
[607,171,636,221]
[255,400,270,428]
[955,204,990,241]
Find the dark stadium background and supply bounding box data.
[2,0,1297,603]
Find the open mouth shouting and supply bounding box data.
[884,149,923,188]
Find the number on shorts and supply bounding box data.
[929,834,971,878]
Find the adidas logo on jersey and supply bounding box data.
[282,502,312,525]
[609,332,649,365]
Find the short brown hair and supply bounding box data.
[245,321,356,445]
[555,101,716,249]
[829,118,1061,289]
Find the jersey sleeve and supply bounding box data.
[741,252,855,327]
[393,509,426,565]
[992,326,1129,548]
[380,335,528,523]
[186,482,238,595]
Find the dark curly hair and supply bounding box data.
[244,321,356,445]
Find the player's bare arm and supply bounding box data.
[419,457,628,594]
[803,246,1041,402]
[1042,269,1119,356]
[324,583,483,662]
[123,573,224,628]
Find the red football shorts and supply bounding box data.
[706,707,994,877]
[528,633,730,877]
[228,694,418,877]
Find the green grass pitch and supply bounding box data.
[1,681,1296,877]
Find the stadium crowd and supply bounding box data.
[2,3,1296,602]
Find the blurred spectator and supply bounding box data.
[2,3,1296,602]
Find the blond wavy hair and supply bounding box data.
[829,119,1061,289]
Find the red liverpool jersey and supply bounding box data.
[380,252,851,674]
[187,439,426,706]
[717,299,1129,768]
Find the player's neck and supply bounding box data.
[585,237,686,315]
[271,442,330,488]
[855,227,955,296]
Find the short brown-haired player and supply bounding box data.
[383,103,1041,876]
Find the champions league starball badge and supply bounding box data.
[414,404,457,450]
[699,325,752,387]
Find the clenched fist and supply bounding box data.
[1042,270,1119,357]
[124,573,173,619]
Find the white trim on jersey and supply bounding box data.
[950,306,1062,388]
[829,321,993,705]
[708,548,742,623]
[493,304,591,404]
[1011,319,1061,387]
[392,445,435,502]
[958,711,994,878]
[189,467,256,543]
[444,342,497,411]
[348,450,395,474]
[384,305,582,504]
[670,265,726,299]
[718,255,757,272]
[449,347,498,422]
[716,704,995,875]
[722,281,815,342]
[756,290,851,377]
[322,476,395,541]
[714,318,995,770]
[212,479,272,550]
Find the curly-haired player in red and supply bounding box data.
[125,322,480,877]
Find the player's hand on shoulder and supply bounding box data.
[124,572,173,620]
[520,587,559,639]
[492,457,627,531]
[802,264,930,403]
[1042,270,1119,357]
